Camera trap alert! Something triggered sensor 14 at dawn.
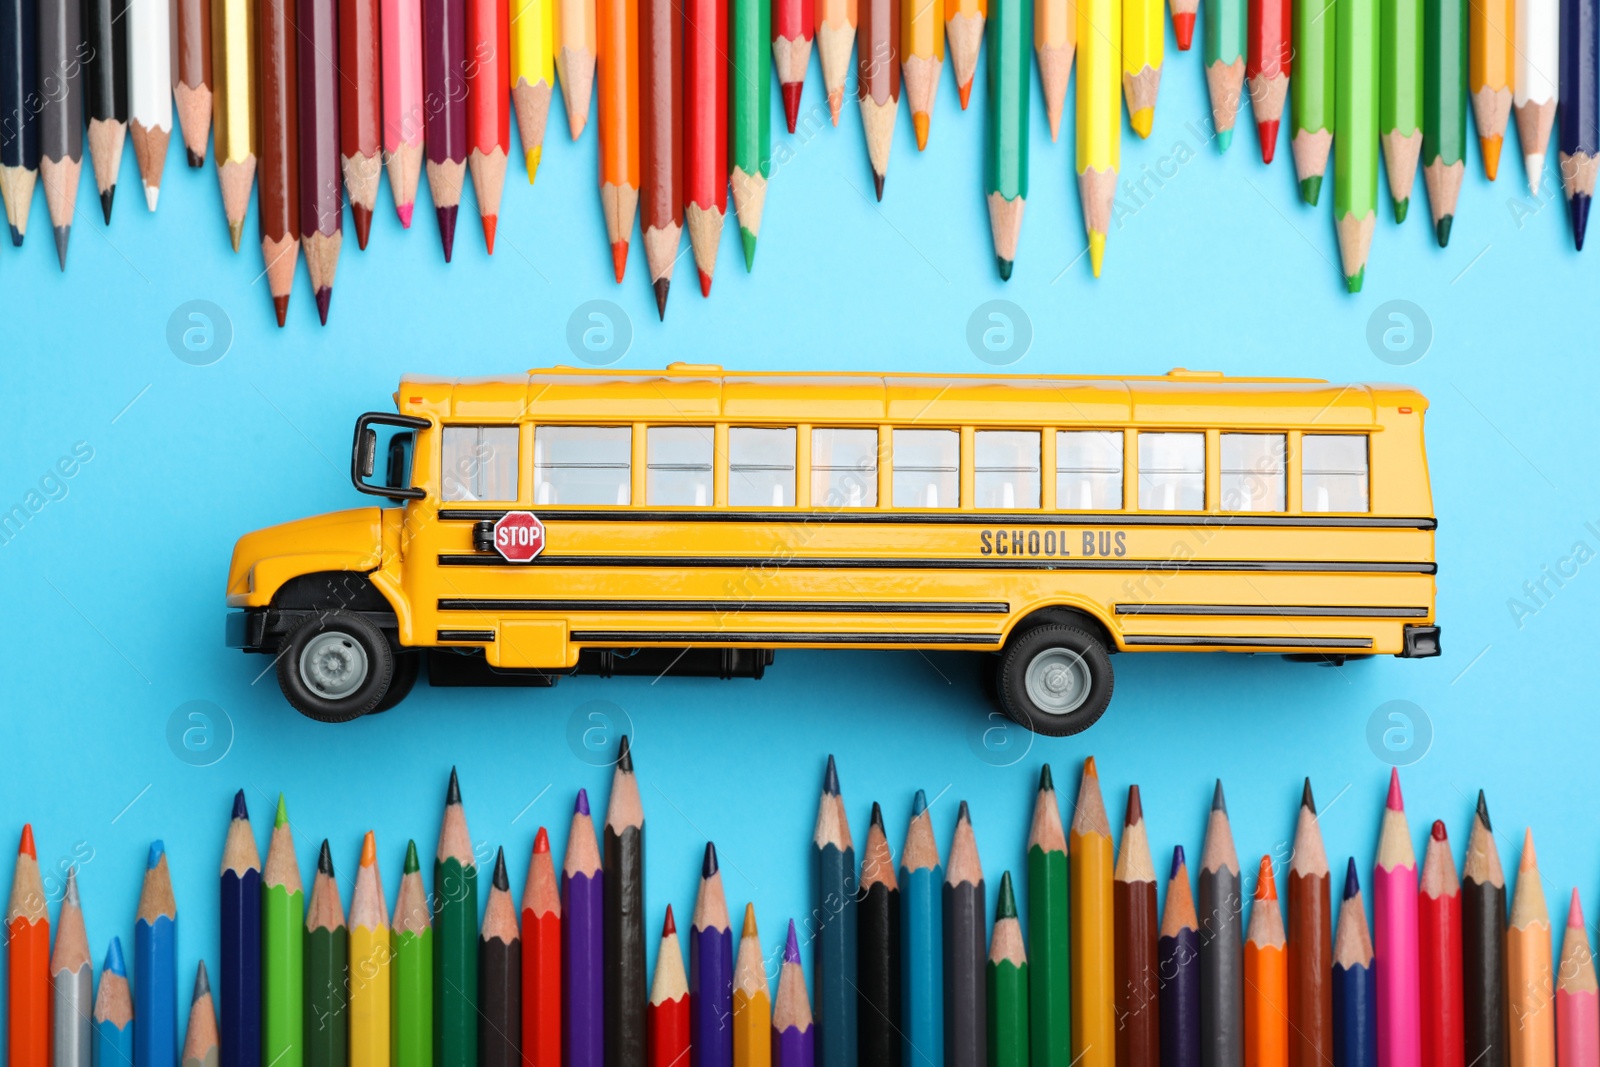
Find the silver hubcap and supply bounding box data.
[1024,648,1092,715]
[299,631,370,700]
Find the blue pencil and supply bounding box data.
[95,938,135,1067]
[1332,859,1377,1067]
[814,756,858,1067]
[221,791,262,1067]
[1159,846,1201,1067]
[1559,0,1598,247]
[136,841,179,1067]
[899,790,943,1067]
[691,842,734,1067]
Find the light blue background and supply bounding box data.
[2,17,1597,1044]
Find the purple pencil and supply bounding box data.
[774,921,816,1067]
[563,789,604,1067]
[421,0,466,258]
[691,843,734,1067]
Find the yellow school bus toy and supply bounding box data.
[225,364,1440,733]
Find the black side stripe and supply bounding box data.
[438,554,1438,574]
[437,630,495,642]
[1122,635,1375,649]
[1114,604,1430,618]
[436,508,1438,530]
[438,598,1011,614]
[567,630,1003,646]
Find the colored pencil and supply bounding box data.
[1035,0,1072,138]
[1116,786,1160,1067]
[183,964,219,1067]
[393,841,434,1067]
[467,0,512,252]
[734,904,771,1067]
[556,0,597,134]
[1464,793,1509,1067]
[1030,766,1071,1067]
[212,0,256,249]
[176,0,212,167]
[596,0,639,280]
[84,0,129,222]
[1419,822,1463,1067]
[1125,0,1164,136]
[1071,759,1115,1067]
[859,803,902,1066]
[1246,0,1289,159]
[1171,0,1195,47]
[221,792,261,1067]
[1375,772,1420,1067]
[902,0,943,147]
[683,0,727,293]
[654,907,693,1067]
[901,790,944,1066]
[424,0,468,259]
[944,801,986,1067]
[1334,861,1377,1067]
[305,842,347,1067]
[731,0,771,263]
[297,0,342,324]
[1515,0,1560,189]
[775,922,815,1067]
[946,0,984,107]
[0,0,39,243]
[350,832,390,1067]
[639,0,681,315]
[136,842,180,1067]
[858,0,899,197]
[1470,0,1514,175]
[1509,830,1555,1067]
[1292,0,1334,201]
[522,827,561,1067]
[129,0,172,209]
[814,756,857,1067]
[989,872,1029,1067]
[1078,0,1119,276]
[1380,0,1423,218]
[1245,857,1287,1067]
[38,0,83,267]
[258,0,299,325]
[53,867,93,1067]
[95,940,135,1067]
[693,842,734,1067]
[1289,781,1332,1067]
[775,0,815,128]
[816,0,856,123]
[1560,0,1597,245]
[382,0,425,224]
[1161,847,1201,1067]
[511,0,556,177]
[434,768,479,1067]
[1423,0,1467,242]
[565,791,605,1067]
[986,0,1029,279]
[605,737,647,1067]
[1203,0,1246,149]
[1335,0,1378,291]
[479,848,521,1067]
[1558,892,1598,1067]
[1200,781,1243,1067]
[340,0,383,248]
[264,798,304,1067]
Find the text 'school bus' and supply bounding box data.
[225,364,1440,734]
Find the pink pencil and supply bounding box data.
[382,0,426,226]
[1558,891,1599,1067]
[1374,768,1421,1067]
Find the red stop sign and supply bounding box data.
[492,511,546,562]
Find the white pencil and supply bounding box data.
[1513,0,1559,192]
[129,0,173,209]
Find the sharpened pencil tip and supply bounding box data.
[740,902,755,937]
[534,827,550,854]
[187,148,204,168]
[957,79,972,109]
[192,960,211,999]
[913,112,930,150]
[740,228,757,271]
[437,204,458,261]
[1436,214,1454,247]
[228,219,244,252]
[872,172,885,200]
[575,788,590,817]
[1298,175,1323,206]
[1131,108,1154,138]
[100,188,115,224]
[1572,889,1585,928]
[275,794,289,827]
[782,82,802,132]
[317,839,333,875]
[1255,855,1276,898]
[314,286,332,326]
[1039,764,1055,792]
[653,279,670,320]
[1386,767,1403,810]
[611,241,629,283]
[396,202,415,228]
[1172,11,1195,48]
[616,734,633,773]
[352,204,373,250]
[446,767,462,805]
[482,213,497,255]
[1521,828,1537,867]
[1256,119,1278,162]
[1125,785,1142,825]
[870,801,884,828]
[784,919,801,962]
[823,755,841,797]
[1212,779,1227,813]
[1345,267,1365,293]
[9,222,22,246]
[698,268,713,297]
[911,789,928,817]
[492,846,509,890]
[996,870,1017,917]
[1171,845,1186,877]
[1215,127,1233,153]
[1083,755,1098,777]
[997,256,1013,281]
[104,937,126,975]
[1431,819,1447,842]
[1393,197,1409,224]
[526,146,541,181]
[665,904,678,936]
[361,831,376,866]
[273,295,289,328]
[232,790,249,820]
[53,226,69,270]
[404,839,420,873]
[958,799,971,824]
[1344,857,1360,898]
[702,841,719,878]
[1476,790,1492,831]
[1480,136,1503,180]
[1302,778,1316,814]
[1571,195,1591,250]
[64,866,79,903]
[148,840,166,868]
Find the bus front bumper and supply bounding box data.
[1399,625,1441,658]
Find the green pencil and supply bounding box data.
[985,0,1031,279]
[1422,0,1467,243]
[1291,0,1336,202]
[988,872,1029,1067]
[1203,0,1246,150]
[304,841,348,1067]
[1380,0,1424,219]
[1335,0,1379,291]
[392,841,433,1067]
[434,768,478,1067]
[264,795,305,1067]
[729,0,771,270]
[1028,765,1071,1067]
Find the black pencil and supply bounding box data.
[858,802,902,1066]
[604,735,646,1067]
[480,847,521,1067]
[943,800,986,1067]
[1463,791,1507,1067]
[1200,780,1242,1067]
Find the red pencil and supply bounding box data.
[340,0,384,248]
[1420,821,1464,1067]
[521,827,561,1067]
[1245,0,1290,161]
[466,0,510,251]
[683,0,727,295]
[648,906,690,1067]
[773,0,814,131]
[639,0,682,318]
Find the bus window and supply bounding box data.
[811,428,878,507]
[647,426,714,506]
[1302,435,1370,512]
[893,429,959,508]
[534,426,632,505]
[1137,432,1205,510]
[1056,431,1123,510]
[441,426,520,502]
[975,431,1040,509]
[1220,433,1286,512]
[729,427,797,506]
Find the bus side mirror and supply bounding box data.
[358,428,378,478]
[351,412,430,500]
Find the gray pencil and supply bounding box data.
[1199,780,1242,1067]
[38,0,84,268]
[51,867,93,1067]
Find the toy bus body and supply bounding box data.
[225,364,1439,729]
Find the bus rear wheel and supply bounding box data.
[995,624,1114,736]
[277,611,395,723]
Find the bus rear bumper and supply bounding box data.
[1398,625,1441,658]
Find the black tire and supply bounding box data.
[276,611,394,723]
[995,624,1114,736]
[369,652,420,713]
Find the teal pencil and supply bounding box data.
[95,939,135,1067]
[136,842,180,1067]
[900,790,943,1067]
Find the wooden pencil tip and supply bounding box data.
[352,204,373,250]
[1343,857,1360,898]
[1039,764,1055,792]
[872,172,885,200]
[492,847,509,890]
[575,788,590,816]
[870,801,884,828]
[361,831,377,867]
[403,839,420,873]
[192,960,211,1000]
[272,295,289,328]
[396,202,415,228]
[228,220,244,252]
[314,286,332,326]
[1522,829,1537,866]
[1171,845,1186,878]
[1572,889,1585,927]
[1301,777,1316,814]
[437,205,458,262]
[611,241,629,282]
[653,279,670,320]
[784,920,801,963]
[911,789,928,817]
[957,80,972,109]
[664,904,678,936]
[1125,785,1142,825]
[1083,755,1098,777]
[317,839,333,876]
[232,790,249,820]
[996,871,1017,917]
[957,799,971,825]
[1172,11,1195,48]
[1476,790,1492,830]
[615,734,633,772]
[1211,779,1227,813]
[275,794,289,827]
[782,82,803,132]
[148,840,166,869]
[823,755,841,797]
[740,902,755,937]
[1255,855,1276,898]
[19,823,35,857]
[481,214,497,255]
[1431,820,1447,842]
[702,841,719,878]
[104,937,126,975]
[534,827,550,854]
[99,187,115,225]
[447,767,462,805]
[1386,768,1403,810]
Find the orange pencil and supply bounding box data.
[1036,0,1073,139]
[596,0,639,280]
[467,0,511,251]
[946,0,986,107]
[1245,855,1287,1067]
[8,825,49,1067]
[815,0,856,123]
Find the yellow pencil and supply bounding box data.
[510,0,556,177]
[733,903,771,1067]
[211,0,256,250]
[903,0,945,148]
[1076,0,1120,275]
[348,832,390,1067]
[1036,0,1075,139]
[1070,757,1116,1067]
[1122,0,1162,136]
[945,0,985,108]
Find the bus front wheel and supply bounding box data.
[277,611,395,723]
[995,624,1114,736]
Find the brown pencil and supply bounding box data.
[339,0,383,247]
[298,0,342,323]
[258,0,300,326]
[1115,785,1160,1067]
[638,0,681,318]
[175,0,213,165]
[1288,779,1331,1067]
[856,0,899,197]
